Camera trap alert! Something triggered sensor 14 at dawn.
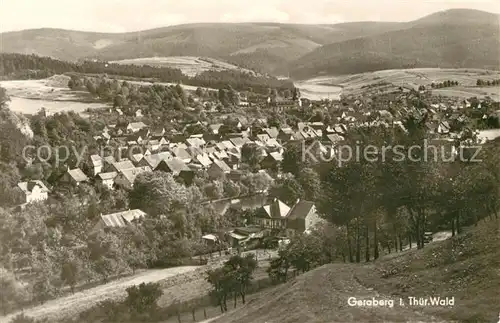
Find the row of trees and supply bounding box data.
[476,78,500,86]
[312,114,499,262]
[429,80,459,89]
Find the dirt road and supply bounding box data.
[0,249,277,322]
[0,266,199,323]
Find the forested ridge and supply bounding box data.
[0,53,294,94]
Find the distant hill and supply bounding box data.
[1,9,498,77]
[290,9,500,79]
[0,22,403,74]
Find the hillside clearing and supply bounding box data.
[312,68,500,99]
[110,56,257,77]
[0,77,109,115]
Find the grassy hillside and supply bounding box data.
[0,22,402,74]
[109,56,257,77]
[356,219,500,323]
[309,68,500,98]
[291,9,500,79]
[211,219,500,323]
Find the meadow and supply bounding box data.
[316,68,500,99]
[0,76,109,115]
[110,56,256,77]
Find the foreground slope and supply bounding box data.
[291,9,500,78]
[211,263,437,323]
[212,219,499,323]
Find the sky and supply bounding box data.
[0,0,499,33]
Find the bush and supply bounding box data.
[0,268,28,315]
[125,282,163,316]
[9,314,35,323]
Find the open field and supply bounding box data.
[110,56,257,77]
[294,79,342,101]
[432,86,500,100]
[0,77,109,115]
[125,79,216,92]
[313,68,500,99]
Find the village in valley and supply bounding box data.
[14,70,500,251]
[1,6,500,323]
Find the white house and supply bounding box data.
[97,172,118,190]
[17,181,49,204]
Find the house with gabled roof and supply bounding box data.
[171,147,192,163]
[254,198,291,230]
[230,137,249,148]
[214,149,229,161]
[325,125,335,134]
[93,209,146,232]
[265,138,281,149]
[150,127,166,137]
[438,121,451,134]
[260,152,283,171]
[127,122,147,133]
[286,199,324,235]
[333,124,347,135]
[111,160,135,173]
[62,168,89,186]
[255,133,270,143]
[114,166,151,189]
[186,136,206,148]
[150,136,168,147]
[97,172,118,190]
[186,146,203,158]
[137,152,172,169]
[126,133,143,145]
[208,123,223,135]
[90,154,103,176]
[262,127,279,139]
[130,153,144,165]
[277,128,296,143]
[156,157,190,175]
[156,158,195,184]
[326,134,344,145]
[17,180,50,204]
[103,155,116,166]
[221,140,237,151]
[194,153,213,168]
[145,139,161,152]
[208,158,232,179]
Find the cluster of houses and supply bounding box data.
[14,90,500,251]
[200,197,324,249]
[87,196,323,248]
[66,117,355,191]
